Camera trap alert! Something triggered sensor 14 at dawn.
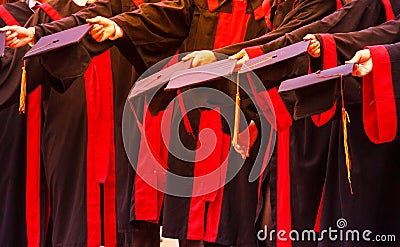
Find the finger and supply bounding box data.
[5,31,18,42]
[229,49,246,60]
[347,52,362,64]
[4,25,20,32]
[91,29,104,41]
[182,51,197,61]
[303,34,316,41]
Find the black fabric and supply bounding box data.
[0,2,32,246]
[386,42,400,139]
[320,105,400,247]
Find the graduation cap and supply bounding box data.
[19,24,92,113]
[164,59,236,90]
[278,63,355,92]
[239,40,310,73]
[24,24,92,59]
[128,58,193,99]
[279,62,356,194]
[0,31,6,57]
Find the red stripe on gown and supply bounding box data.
[134,101,172,222]
[26,88,42,247]
[362,45,396,144]
[276,129,291,247]
[184,0,253,239]
[39,4,63,20]
[380,0,395,21]
[311,34,337,127]
[84,51,117,246]
[0,5,20,25]
[187,108,230,240]
[213,0,251,49]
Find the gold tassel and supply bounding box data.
[19,60,27,114]
[340,75,353,195]
[232,73,240,147]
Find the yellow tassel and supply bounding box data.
[232,73,240,147]
[341,107,353,195]
[19,60,27,114]
[339,74,353,195]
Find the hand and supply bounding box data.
[182,50,217,67]
[3,26,35,48]
[87,16,117,42]
[234,120,258,159]
[346,49,372,77]
[304,34,320,58]
[229,49,249,68]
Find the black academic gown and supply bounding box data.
[298,18,400,247]
[0,2,33,246]
[20,0,160,246]
[111,0,269,245]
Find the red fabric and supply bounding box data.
[362,45,396,144]
[204,133,230,243]
[207,0,220,12]
[26,88,42,247]
[245,46,264,59]
[381,0,395,21]
[39,3,63,20]
[132,0,145,7]
[257,127,274,207]
[276,129,292,247]
[134,103,172,222]
[213,0,251,49]
[177,90,195,137]
[188,108,227,239]
[335,0,342,10]
[0,5,20,25]
[262,0,272,30]
[84,51,117,246]
[311,34,337,126]
[267,88,293,131]
[313,187,325,232]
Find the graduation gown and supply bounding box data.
[110,0,269,245]
[0,2,33,246]
[295,19,400,247]
[20,0,159,246]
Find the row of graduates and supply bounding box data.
[1,0,400,246]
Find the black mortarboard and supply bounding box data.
[24,24,92,59]
[165,59,237,90]
[0,31,6,57]
[278,63,355,92]
[239,40,310,73]
[129,58,193,99]
[163,41,310,90]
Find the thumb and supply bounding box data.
[346,51,362,64]
[86,16,102,23]
[303,34,316,41]
[182,51,197,61]
[229,49,247,60]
